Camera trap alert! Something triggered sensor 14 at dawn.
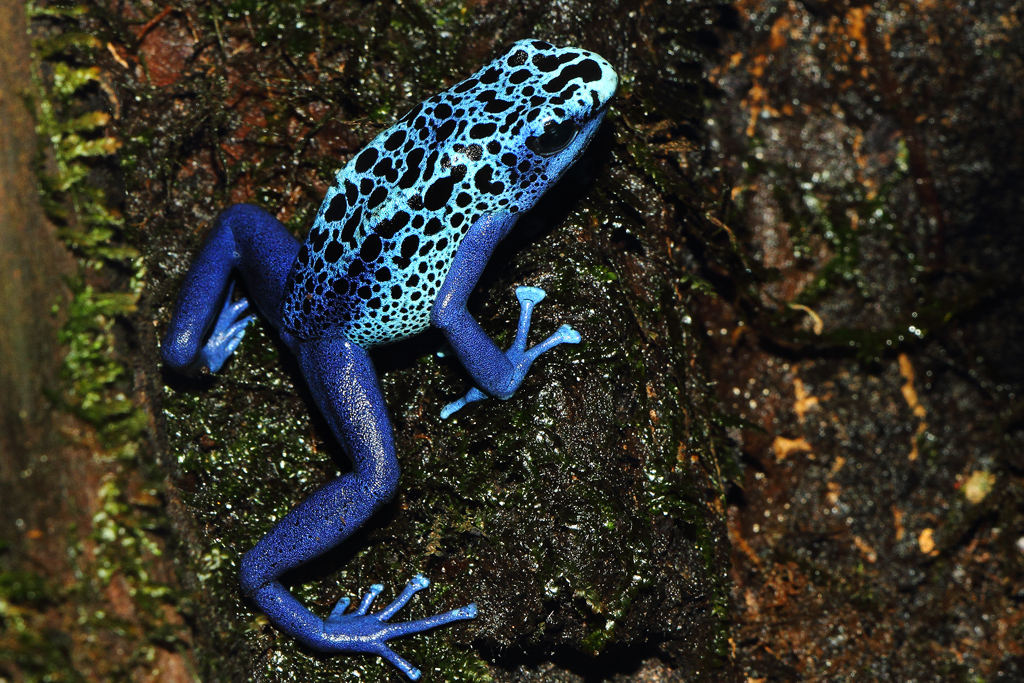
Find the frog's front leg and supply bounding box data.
[162,203,300,375]
[239,336,476,679]
[431,214,581,418]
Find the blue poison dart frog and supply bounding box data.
[162,39,616,679]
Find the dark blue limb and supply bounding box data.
[238,337,475,678]
[161,203,300,374]
[431,214,582,418]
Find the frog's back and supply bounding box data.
[282,40,617,347]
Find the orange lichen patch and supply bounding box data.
[845,7,870,61]
[744,83,769,137]
[741,48,786,137]
[789,303,823,335]
[792,377,820,423]
[962,470,996,504]
[997,12,1021,32]
[898,353,929,460]
[773,435,812,462]
[769,13,791,51]
[898,354,927,418]
[848,126,881,199]
[729,184,751,201]
[728,511,763,568]
[707,51,743,86]
[853,535,878,563]
[829,456,846,476]
[918,528,939,556]
[826,481,841,505]
[907,422,927,461]
[893,506,906,541]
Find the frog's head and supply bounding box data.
[406,39,618,216]
[495,39,618,193]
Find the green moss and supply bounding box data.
[0,570,84,683]
[582,623,615,654]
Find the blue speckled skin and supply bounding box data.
[162,40,616,679]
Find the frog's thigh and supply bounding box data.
[218,203,301,328]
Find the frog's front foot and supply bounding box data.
[321,575,477,680]
[199,282,255,373]
[441,286,580,418]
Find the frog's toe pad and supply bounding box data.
[555,324,581,344]
[515,285,546,305]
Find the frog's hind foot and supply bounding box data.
[199,281,255,373]
[323,574,477,680]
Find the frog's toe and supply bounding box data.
[201,313,253,372]
[201,284,254,373]
[521,323,582,365]
[327,596,351,623]
[441,387,487,418]
[354,583,385,616]
[377,644,421,680]
[376,574,430,619]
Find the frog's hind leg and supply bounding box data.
[162,203,300,375]
[239,337,475,677]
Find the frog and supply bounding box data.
[161,39,617,679]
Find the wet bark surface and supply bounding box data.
[709,1,1024,680]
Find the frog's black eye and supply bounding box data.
[526,119,578,157]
